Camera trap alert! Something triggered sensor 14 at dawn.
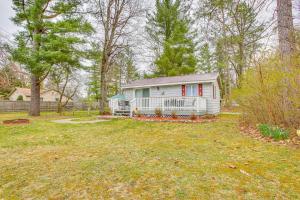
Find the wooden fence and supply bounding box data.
[0,101,99,112]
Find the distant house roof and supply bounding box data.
[122,72,219,89]
[8,87,59,97]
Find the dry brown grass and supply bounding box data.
[0,112,299,199]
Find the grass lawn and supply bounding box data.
[0,112,299,199]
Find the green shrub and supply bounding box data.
[155,108,162,117]
[17,95,23,101]
[258,124,289,140]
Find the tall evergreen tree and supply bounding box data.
[12,0,92,116]
[155,20,197,76]
[119,47,140,85]
[198,43,214,73]
[146,0,180,57]
[147,0,197,77]
[108,47,140,96]
[87,43,102,102]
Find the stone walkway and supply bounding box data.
[52,118,109,124]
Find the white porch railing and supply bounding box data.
[131,96,206,113]
[109,99,130,114]
[110,96,207,116]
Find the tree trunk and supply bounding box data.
[221,8,231,106]
[57,101,63,114]
[277,0,295,60]
[29,75,40,116]
[277,0,295,124]
[99,59,108,114]
[237,41,245,88]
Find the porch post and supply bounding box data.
[162,97,165,112]
[196,97,200,112]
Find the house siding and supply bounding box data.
[123,89,134,100]
[150,85,181,97]
[122,81,220,115]
[203,81,221,114]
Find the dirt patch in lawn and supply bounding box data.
[2,119,30,125]
[240,124,300,148]
[134,116,217,123]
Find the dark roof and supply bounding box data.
[122,72,219,89]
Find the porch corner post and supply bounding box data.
[196,97,200,112]
[162,97,165,112]
[130,98,135,118]
[112,100,115,115]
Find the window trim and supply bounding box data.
[213,84,216,99]
[186,84,198,97]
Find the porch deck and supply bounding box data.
[110,96,207,116]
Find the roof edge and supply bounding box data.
[122,79,217,89]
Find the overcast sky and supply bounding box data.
[0,0,299,69]
[0,1,18,40]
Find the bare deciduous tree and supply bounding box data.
[197,0,273,104]
[93,0,143,113]
[47,65,80,113]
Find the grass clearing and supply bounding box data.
[0,112,299,199]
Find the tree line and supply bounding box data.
[0,0,297,118]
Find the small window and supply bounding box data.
[186,84,198,97]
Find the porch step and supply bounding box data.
[114,110,130,116]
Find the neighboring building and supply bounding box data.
[109,72,221,116]
[8,87,70,102]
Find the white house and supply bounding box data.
[8,87,70,102]
[109,72,221,116]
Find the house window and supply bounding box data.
[186,84,198,97]
[135,88,150,98]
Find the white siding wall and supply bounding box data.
[203,82,221,114]
[122,81,221,115]
[123,89,134,100]
[150,85,181,97]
